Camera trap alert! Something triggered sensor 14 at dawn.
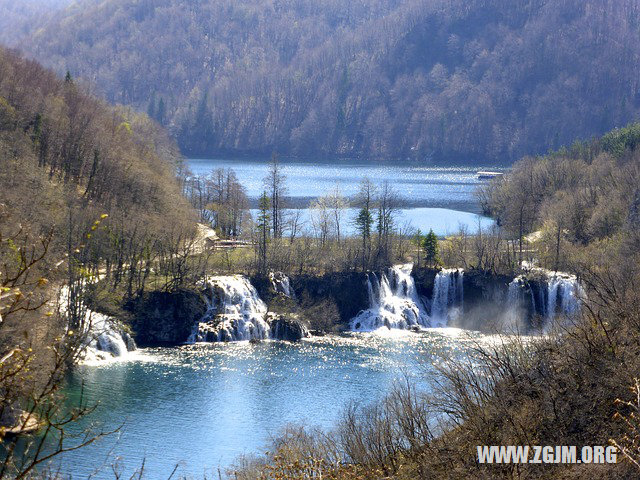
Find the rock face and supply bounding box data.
[269,314,309,341]
[462,270,512,307]
[457,270,512,331]
[0,407,41,436]
[412,267,439,300]
[128,289,207,346]
[289,272,370,325]
[251,271,370,332]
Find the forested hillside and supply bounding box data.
[0,0,73,46]
[15,0,640,163]
[481,124,640,271]
[0,45,195,306]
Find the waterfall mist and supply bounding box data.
[348,264,585,335]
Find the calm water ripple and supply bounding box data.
[55,329,507,478]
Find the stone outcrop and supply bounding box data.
[288,272,370,325]
[269,314,309,341]
[127,289,207,346]
[411,266,439,301]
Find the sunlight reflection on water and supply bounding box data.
[56,329,516,478]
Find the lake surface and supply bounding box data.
[54,329,499,479]
[249,207,493,238]
[188,158,498,235]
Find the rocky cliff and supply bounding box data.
[127,289,207,346]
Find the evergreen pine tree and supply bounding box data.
[157,97,166,125]
[422,229,440,267]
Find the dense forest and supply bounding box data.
[7,0,640,162]
[480,124,640,272]
[0,45,196,292]
[0,0,72,46]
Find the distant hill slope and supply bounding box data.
[0,0,74,46]
[18,0,640,163]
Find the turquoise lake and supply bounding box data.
[56,330,498,478]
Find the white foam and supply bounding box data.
[350,264,430,332]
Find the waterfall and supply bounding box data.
[58,286,136,362]
[503,268,585,331]
[545,274,585,323]
[89,312,136,359]
[350,264,429,332]
[430,268,464,327]
[190,275,271,342]
[270,271,293,298]
[506,277,524,321]
[505,275,536,328]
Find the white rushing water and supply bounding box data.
[506,268,585,331]
[505,275,536,329]
[430,268,464,327]
[506,276,523,325]
[348,263,585,334]
[58,285,136,362]
[83,312,136,362]
[270,271,293,298]
[545,274,585,323]
[350,264,430,332]
[190,275,271,342]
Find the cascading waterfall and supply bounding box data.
[545,274,585,323]
[344,263,585,334]
[506,276,524,321]
[505,267,585,330]
[270,271,293,298]
[58,286,136,361]
[505,275,536,328]
[190,275,272,342]
[350,264,429,332]
[87,312,136,360]
[430,269,464,327]
[186,267,585,340]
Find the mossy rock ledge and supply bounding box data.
[127,289,207,346]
